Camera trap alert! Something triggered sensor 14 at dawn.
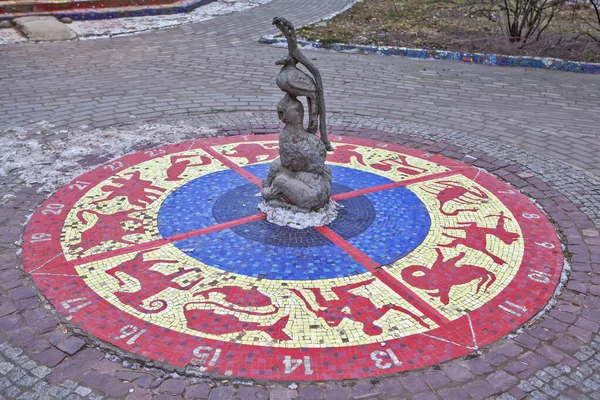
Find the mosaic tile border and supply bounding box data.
[0,0,215,21]
[260,36,600,75]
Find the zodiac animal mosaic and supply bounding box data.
[22,134,562,380]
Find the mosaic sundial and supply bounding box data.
[23,134,563,380]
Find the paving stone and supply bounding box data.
[158,379,186,395]
[550,378,568,391]
[125,387,152,399]
[437,387,469,400]
[155,394,180,400]
[535,370,553,383]
[267,387,297,400]
[56,337,86,356]
[0,363,12,375]
[583,378,600,391]
[495,394,516,400]
[4,386,22,398]
[32,381,48,393]
[16,375,38,388]
[74,386,92,397]
[103,378,131,398]
[375,380,403,398]
[236,386,268,400]
[22,361,37,370]
[4,348,23,360]
[30,366,51,379]
[7,367,26,382]
[580,346,595,357]
[297,386,323,400]
[463,379,499,400]
[412,392,438,400]
[399,374,427,393]
[483,351,507,366]
[208,386,235,400]
[487,370,518,391]
[440,364,473,382]
[558,375,577,386]
[541,366,560,378]
[35,348,66,367]
[0,377,11,391]
[421,371,450,389]
[17,392,40,400]
[518,352,550,370]
[529,390,549,400]
[536,346,567,363]
[517,380,535,393]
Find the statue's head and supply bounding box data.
[277,95,304,125]
[275,56,296,66]
[273,17,296,39]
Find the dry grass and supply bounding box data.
[297,0,600,63]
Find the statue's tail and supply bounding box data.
[317,87,332,151]
[307,96,318,133]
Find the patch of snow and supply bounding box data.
[0,27,27,44]
[71,0,271,39]
[0,121,217,192]
[0,0,271,44]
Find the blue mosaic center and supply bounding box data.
[158,164,431,280]
[212,183,376,247]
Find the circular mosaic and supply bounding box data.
[23,134,563,380]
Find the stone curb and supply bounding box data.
[259,36,600,75]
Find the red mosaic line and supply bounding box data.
[31,212,267,274]
[315,226,451,326]
[200,145,263,186]
[331,168,468,201]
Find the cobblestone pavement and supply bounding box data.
[1,0,600,177]
[1,0,600,399]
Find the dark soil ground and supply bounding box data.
[298,0,600,63]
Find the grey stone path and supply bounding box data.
[1,0,600,399]
[1,0,599,177]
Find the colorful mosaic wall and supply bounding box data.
[0,0,215,20]
[260,37,600,75]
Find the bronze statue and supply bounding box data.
[260,17,336,227]
[273,17,333,151]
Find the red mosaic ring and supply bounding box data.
[22,134,563,380]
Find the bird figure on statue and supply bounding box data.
[273,16,333,151]
[276,56,318,134]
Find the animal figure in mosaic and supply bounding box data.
[166,154,212,181]
[329,144,427,176]
[439,212,520,265]
[273,17,333,151]
[370,157,427,176]
[105,249,203,314]
[401,248,496,305]
[421,180,489,216]
[290,279,430,336]
[91,171,165,207]
[184,286,291,340]
[221,142,280,164]
[73,209,145,254]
